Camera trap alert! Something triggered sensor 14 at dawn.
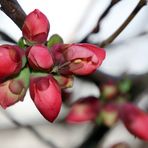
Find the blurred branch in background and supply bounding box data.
[0,31,16,43]
[106,30,148,48]
[78,71,148,147]
[78,124,109,148]
[99,0,147,47]
[80,0,122,43]
[0,109,58,148]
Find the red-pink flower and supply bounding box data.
[0,45,25,81]
[51,43,106,75]
[0,67,30,109]
[119,103,148,140]
[22,9,49,43]
[26,45,53,72]
[66,96,100,123]
[29,74,62,122]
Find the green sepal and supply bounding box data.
[16,67,30,88]
[118,79,132,93]
[17,37,27,49]
[47,34,63,48]
[21,56,27,68]
[18,37,36,47]
[30,71,48,78]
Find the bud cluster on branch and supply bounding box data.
[0,9,105,122]
[1,7,147,142]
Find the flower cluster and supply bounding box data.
[65,81,128,125]
[0,9,105,122]
[65,80,148,141]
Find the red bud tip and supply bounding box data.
[22,9,50,43]
[26,45,53,72]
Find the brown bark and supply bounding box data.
[0,0,26,29]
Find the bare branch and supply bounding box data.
[91,0,122,34]
[0,0,26,29]
[1,109,58,148]
[0,31,17,43]
[99,0,147,48]
[80,0,122,43]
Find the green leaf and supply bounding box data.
[17,37,26,49]
[15,67,30,88]
[118,79,132,93]
[47,34,63,48]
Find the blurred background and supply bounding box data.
[0,0,148,147]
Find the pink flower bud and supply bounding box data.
[0,67,30,109]
[22,9,50,43]
[29,74,62,122]
[66,96,100,123]
[53,43,106,75]
[26,45,53,72]
[119,103,148,140]
[0,45,24,81]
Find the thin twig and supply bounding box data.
[1,109,58,148]
[99,0,147,48]
[92,0,122,33]
[105,30,148,48]
[80,0,122,43]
